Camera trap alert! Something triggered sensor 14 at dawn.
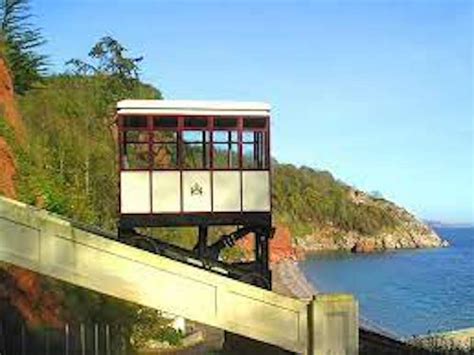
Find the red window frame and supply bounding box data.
[118,115,270,172]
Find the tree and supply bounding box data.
[19,36,160,229]
[67,36,144,101]
[0,0,46,94]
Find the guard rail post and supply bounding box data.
[308,294,358,355]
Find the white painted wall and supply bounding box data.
[120,171,150,213]
[121,170,271,214]
[242,171,270,212]
[152,171,181,213]
[213,171,241,212]
[182,171,211,212]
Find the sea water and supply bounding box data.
[300,227,474,337]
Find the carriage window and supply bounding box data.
[182,131,210,169]
[123,131,149,143]
[151,128,178,169]
[242,132,253,143]
[152,131,177,143]
[213,131,238,143]
[242,143,255,168]
[213,131,239,169]
[120,116,269,171]
[214,117,238,129]
[243,117,266,129]
[122,143,149,169]
[123,116,148,128]
[153,117,177,128]
[184,117,207,128]
[242,131,267,169]
[152,144,177,169]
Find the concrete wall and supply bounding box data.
[310,294,359,355]
[0,196,307,352]
[0,196,358,354]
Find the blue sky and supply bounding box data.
[33,0,472,223]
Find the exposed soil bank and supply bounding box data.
[0,58,63,328]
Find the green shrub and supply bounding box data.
[272,164,397,236]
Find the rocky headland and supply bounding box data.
[262,188,449,262]
[293,190,448,254]
[294,220,447,255]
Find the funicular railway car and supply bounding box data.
[117,100,273,288]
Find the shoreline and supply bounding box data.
[294,235,449,255]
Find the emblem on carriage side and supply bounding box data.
[190,182,203,196]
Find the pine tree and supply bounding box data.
[67,36,144,101]
[0,0,47,94]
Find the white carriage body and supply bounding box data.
[117,100,271,217]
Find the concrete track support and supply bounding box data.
[308,294,359,355]
[0,196,358,354]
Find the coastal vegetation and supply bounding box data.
[273,163,397,237]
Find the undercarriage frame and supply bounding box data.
[118,214,273,289]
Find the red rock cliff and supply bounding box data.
[0,57,63,328]
[0,57,24,198]
[237,225,301,264]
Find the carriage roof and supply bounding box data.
[117,100,271,117]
